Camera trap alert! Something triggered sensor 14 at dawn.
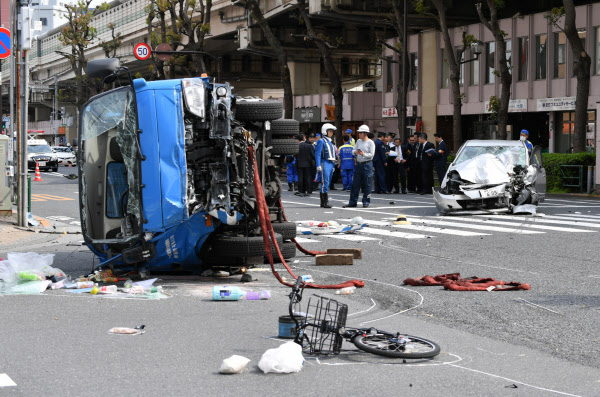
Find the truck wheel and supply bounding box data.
[271,139,299,155]
[235,100,283,122]
[265,241,297,263]
[209,233,284,258]
[269,222,297,240]
[270,119,299,136]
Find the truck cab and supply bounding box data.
[79,59,298,272]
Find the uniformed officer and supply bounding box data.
[520,129,533,155]
[344,129,356,147]
[337,134,355,191]
[315,123,337,208]
[373,132,388,194]
[285,154,298,191]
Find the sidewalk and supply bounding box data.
[0,212,81,252]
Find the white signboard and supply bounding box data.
[536,97,576,112]
[382,107,415,118]
[484,99,527,114]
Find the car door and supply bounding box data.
[530,146,546,202]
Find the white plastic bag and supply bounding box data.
[258,341,304,374]
[6,252,56,276]
[219,355,251,374]
[0,261,16,282]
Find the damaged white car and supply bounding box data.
[433,140,546,215]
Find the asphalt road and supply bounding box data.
[2,171,598,396]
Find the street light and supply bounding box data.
[460,40,484,64]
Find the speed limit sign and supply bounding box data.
[134,43,151,61]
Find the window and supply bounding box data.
[517,37,528,81]
[456,47,464,86]
[470,48,479,85]
[595,27,600,75]
[572,30,586,77]
[535,34,547,79]
[505,40,512,74]
[485,42,495,84]
[554,32,566,78]
[40,17,47,26]
[410,53,418,90]
[441,48,449,88]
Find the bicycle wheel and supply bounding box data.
[353,332,440,359]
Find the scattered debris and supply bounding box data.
[240,274,253,283]
[393,214,411,225]
[296,220,366,235]
[512,204,537,215]
[316,254,354,266]
[258,341,304,373]
[403,273,531,291]
[301,275,314,283]
[389,201,395,205]
[326,248,362,259]
[219,355,251,374]
[505,384,518,388]
[335,286,356,295]
[212,286,245,301]
[108,325,145,335]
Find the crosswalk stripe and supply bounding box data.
[545,198,599,204]
[411,218,543,234]
[555,213,600,219]
[437,216,595,233]
[0,373,17,387]
[324,234,379,241]
[338,218,489,236]
[474,214,600,228]
[541,214,600,223]
[359,226,433,239]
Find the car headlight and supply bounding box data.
[182,78,206,119]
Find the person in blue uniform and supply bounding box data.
[373,132,388,194]
[520,129,533,154]
[315,123,337,208]
[337,134,355,191]
[345,129,356,147]
[285,154,298,191]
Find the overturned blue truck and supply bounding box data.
[78,58,299,273]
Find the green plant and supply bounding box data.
[542,153,595,192]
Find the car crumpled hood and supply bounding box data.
[450,153,511,185]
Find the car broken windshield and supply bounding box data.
[454,145,527,168]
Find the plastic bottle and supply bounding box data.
[124,279,133,289]
[90,284,100,295]
[99,285,118,294]
[259,290,271,300]
[77,281,94,289]
[18,271,43,281]
[335,286,356,295]
[212,286,245,301]
[147,286,163,294]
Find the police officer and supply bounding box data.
[520,129,533,154]
[430,133,448,185]
[285,153,298,191]
[315,123,337,208]
[338,134,355,191]
[373,132,387,194]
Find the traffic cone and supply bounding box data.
[33,162,43,182]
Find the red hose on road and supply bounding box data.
[249,146,364,290]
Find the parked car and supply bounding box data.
[27,139,59,172]
[79,59,299,273]
[51,146,76,166]
[433,140,546,214]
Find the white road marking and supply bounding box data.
[70,221,81,226]
[0,374,17,387]
[338,218,489,237]
[545,198,599,204]
[538,204,600,208]
[294,237,320,243]
[540,214,600,223]
[439,216,595,233]
[46,216,73,221]
[412,218,543,234]
[359,226,433,239]
[324,234,379,241]
[475,214,600,228]
[554,213,600,219]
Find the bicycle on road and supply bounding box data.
[289,278,441,359]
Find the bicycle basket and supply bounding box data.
[298,295,348,355]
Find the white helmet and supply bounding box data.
[357,124,370,133]
[321,123,336,136]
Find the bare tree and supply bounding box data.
[99,23,123,58]
[247,0,293,119]
[546,2,591,153]
[146,0,213,79]
[476,0,511,139]
[416,0,476,150]
[296,0,343,144]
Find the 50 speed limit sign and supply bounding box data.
[134,43,151,61]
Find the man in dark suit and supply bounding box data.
[373,132,387,194]
[417,133,435,195]
[405,135,417,192]
[429,133,449,186]
[295,134,315,197]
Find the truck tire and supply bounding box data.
[271,139,299,155]
[265,241,297,263]
[269,222,297,240]
[270,119,299,136]
[210,233,284,258]
[235,100,283,122]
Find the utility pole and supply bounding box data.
[54,75,58,143]
[400,0,407,141]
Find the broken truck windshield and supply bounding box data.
[79,87,143,245]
